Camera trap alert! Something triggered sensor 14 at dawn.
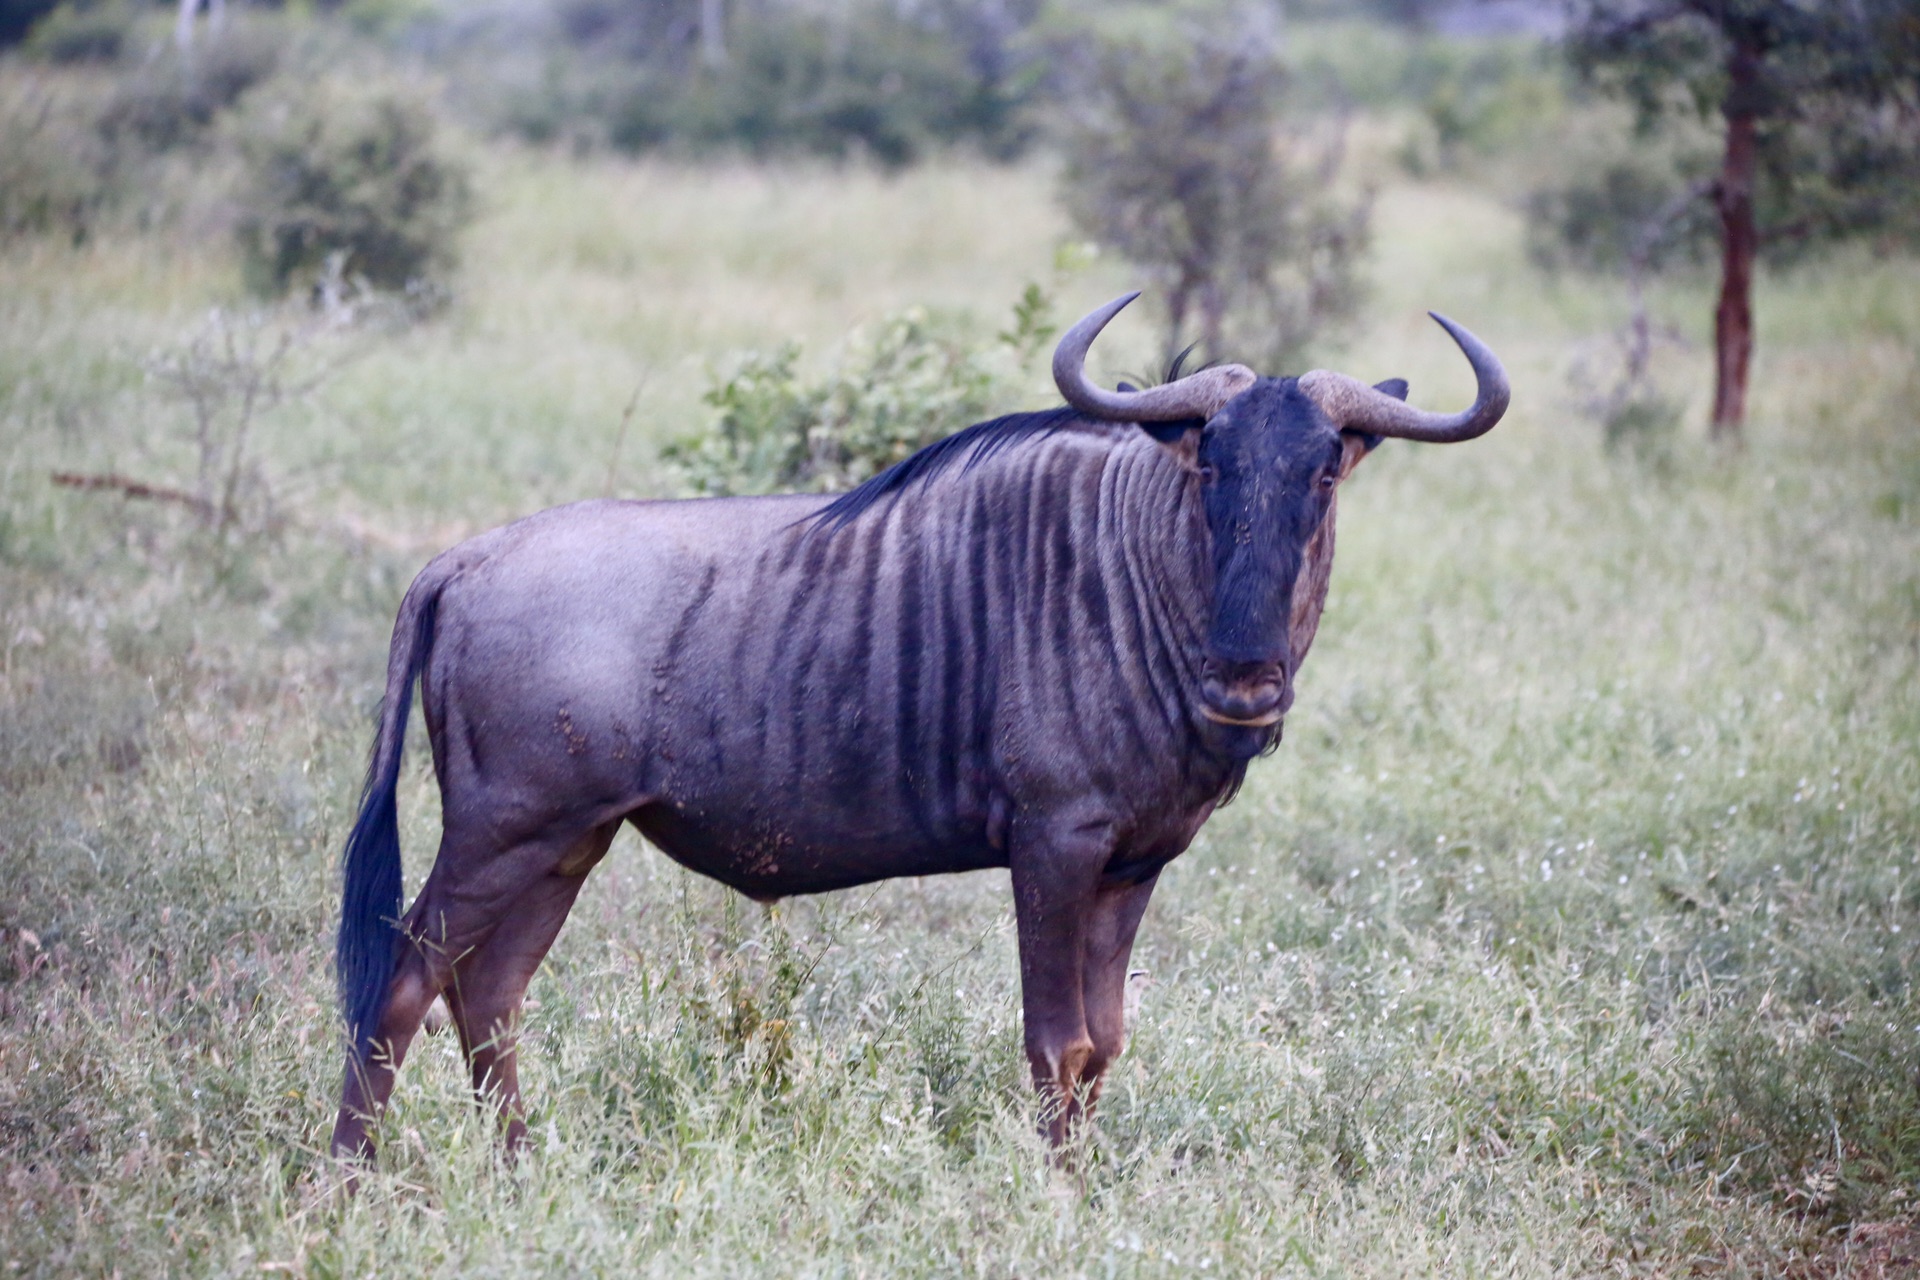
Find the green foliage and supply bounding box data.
[618,6,1031,166]
[466,0,1042,165]
[96,20,280,155]
[996,281,1058,372]
[1397,41,1573,176]
[232,77,473,295]
[1525,154,1716,275]
[1554,0,1920,260]
[0,23,281,247]
[0,72,111,242]
[0,0,59,46]
[20,0,136,64]
[668,341,820,496]
[665,308,1002,497]
[336,0,437,41]
[1055,14,1369,370]
[1604,391,1682,460]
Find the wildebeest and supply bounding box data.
[329,292,1508,1159]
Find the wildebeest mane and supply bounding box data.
[810,406,1080,528]
[809,337,1242,531]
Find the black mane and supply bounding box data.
[810,406,1080,529]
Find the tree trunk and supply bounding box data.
[1710,38,1761,441]
[700,0,727,69]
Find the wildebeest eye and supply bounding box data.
[1319,474,1336,491]
[1199,464,1217,483]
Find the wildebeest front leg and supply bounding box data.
[1009,814,1115,1146]
[1078,873,1160,1117]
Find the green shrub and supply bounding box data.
[231,76,473,296]
[643,6,1028,167]
[1598,390,1682,466]
[1,24,283,247]
[97,22,280,156]
[0,73,112,243]
[0,0,59,47]
[665,308,1004,497]
[1055,16,1370,370]
[1526,156,1716,275]
[21,0,134,64]
[474,0,1039,165]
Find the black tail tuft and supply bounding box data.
[336,594,437,1056]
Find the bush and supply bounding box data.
[645,6,1030,166]
[1,23,284,248]
[464,0,1041,165]
[1349,38,1570,177]
[20,0,135,64]
[97,22,280,156]
[1596,388,1683,466]
[1055,15,1370,371]
[0,73,112,243]
[664,308,1005,497]
[231,76,473,296]
[0,0,59,47]
[1526,156,1715,275]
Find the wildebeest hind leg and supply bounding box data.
[443,821,616,1153]
[329,931,456,1162]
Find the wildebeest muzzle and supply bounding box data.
[1199,656,1292,727]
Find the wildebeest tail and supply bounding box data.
[337,569,443,1056]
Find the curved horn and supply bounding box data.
[1053,292,1257,422]
[1298,312,1509,444]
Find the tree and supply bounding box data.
[1056,15,1369,372]
[698,0,725,69]
[176,0,228,53]
[0,0,58,47]
[1564,0,1920,440]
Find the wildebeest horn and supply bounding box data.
[1053,292,1258,422]
[1298,312,1509,444]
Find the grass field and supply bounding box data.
[3,135,1920,1277]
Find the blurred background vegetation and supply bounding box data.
[2,1,1919,1275]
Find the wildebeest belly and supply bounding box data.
[628,796,1005,900]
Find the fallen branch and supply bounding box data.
[50,470,213,521]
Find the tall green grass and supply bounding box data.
[2,145,1918,1277]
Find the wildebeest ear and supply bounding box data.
[1335,377,1404,477]
[1139,418,1205,468]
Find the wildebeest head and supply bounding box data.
[1054,292,1509,732]
[1189,377,1349,726]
